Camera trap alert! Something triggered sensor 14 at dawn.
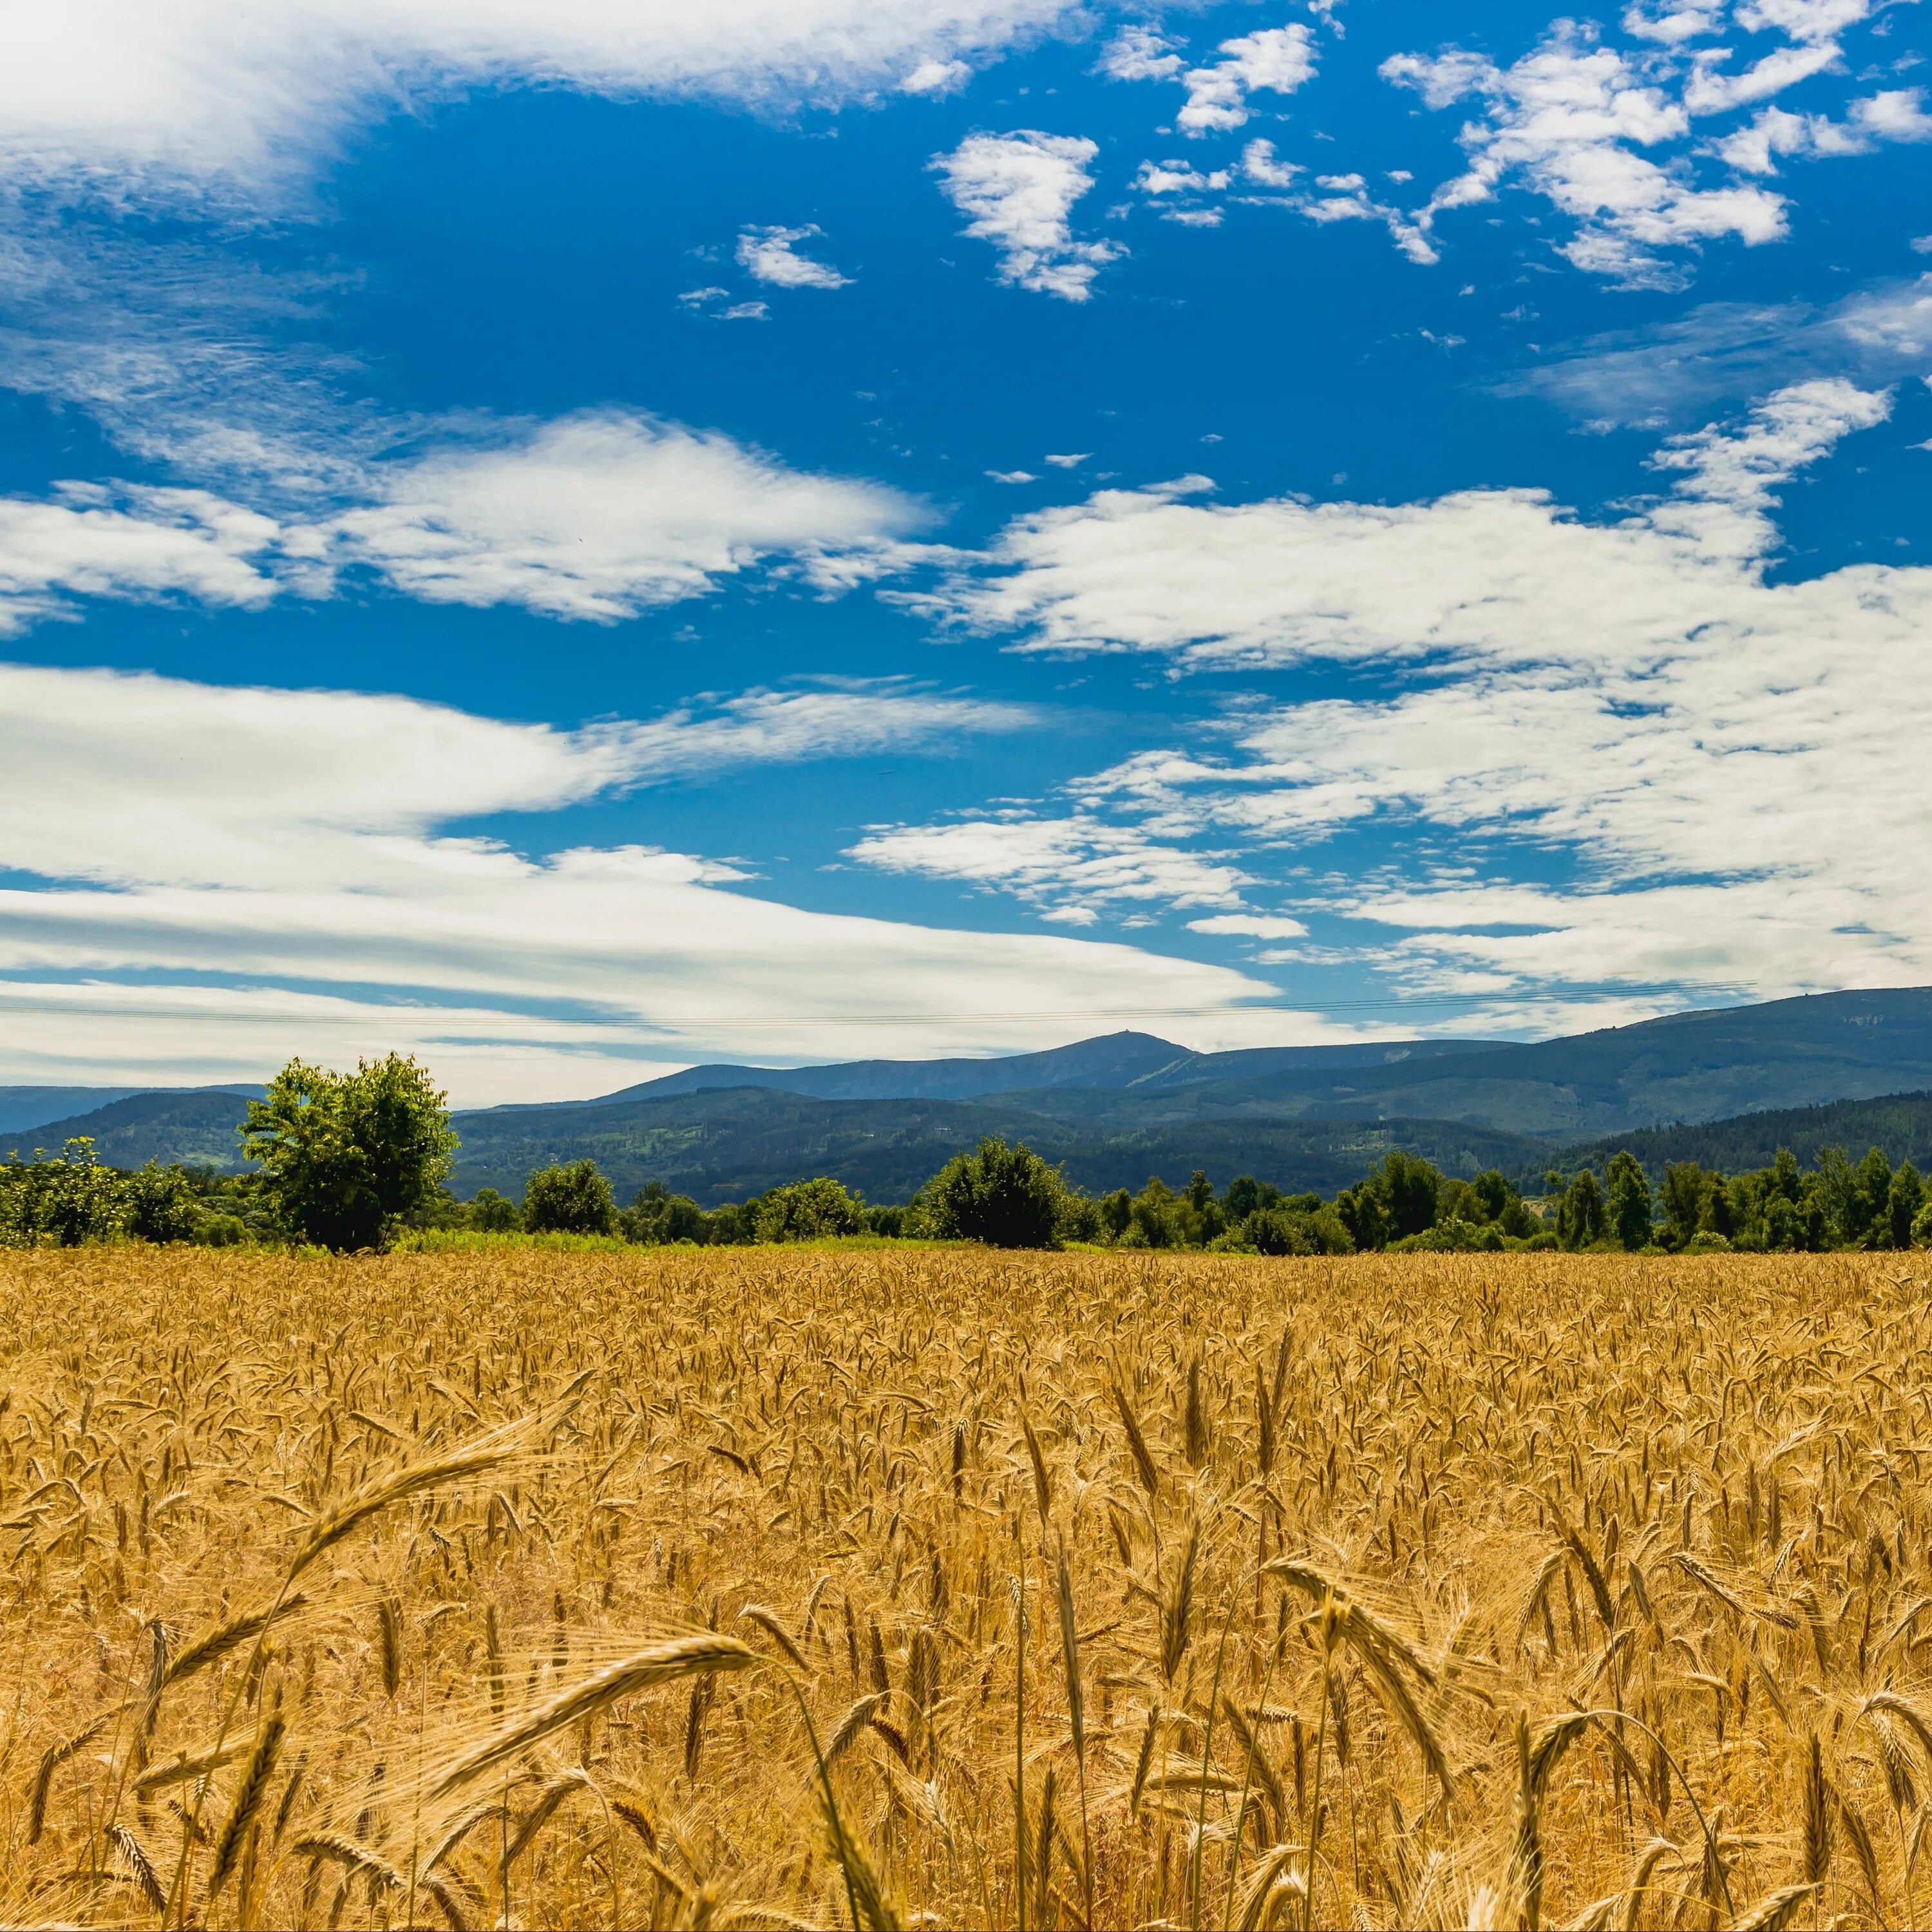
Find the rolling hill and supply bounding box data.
[2,1088,262,1169]
[1565,1089,1932,1180]
[445,1086,1549,1206]
[17,987,1932,1200]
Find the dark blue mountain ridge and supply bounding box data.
[576,1029,1501,1107]
[14,988,1932,1186]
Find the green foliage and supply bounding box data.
[242,1055,455,1251]
[922,1137,1067,1249]
[120,1162,203,1244]
[1557,1170,1607,1249]
[466,1187,521,1233]
[523,1159,618,1236]
[753,1176,867,1242]
[1228,1203,1354,1256]
[1605,1150,1653,1251]
[1888,1160,1924,1249]
[0,1139,127,1246]
[620,1182,711,1245]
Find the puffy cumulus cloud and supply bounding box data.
[0,483,285,632]
[325,411,924,619]
[0,1,1095,202]
[1177,26,1317,136]
[920,382,1932,1006]
[1719,90,1932,171]
[846,813,1255,917]
[1623,1,1728,41]
[1384,32,1787,287]
[900,57,972,95]
[931,131,1123,301]
[1096,25,1184,82]
[735,223,852,289]
[0,663,1281,1099]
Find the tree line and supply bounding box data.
[5,1051,1929,1255]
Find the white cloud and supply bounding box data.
[1384,32,1788,285]
[987,469,1039,483]
[0,1,1096,202]
[1242,139,1302,187]
[1097,26,1184,82]
[1509,278,1932,426]
[1177,26,1318,136]
[0,483,285,633]
[0,662,1287,1098]
[1134,160,1229,195]
[911,382,1932,1005]
[1720,89,1932,171]
[1043,451,1091,467]
[1623,1,1727,41]
[922,381,1890,665]
[325,411,923,620]
[735,223,852,289]
[1187,913,1309,938]
[1682,39,1846,116]
[901,58,971,95]
[847,813,1255,916]
[0,411,934,632]
[931,130,1124,301]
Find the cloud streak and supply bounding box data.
[0,662,1278,1098]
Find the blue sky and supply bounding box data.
[1,0,1929,1102]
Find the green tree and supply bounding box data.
[0,1139,126,1247]
[1660,1160,1709,1249]
[1467,1170,1514,1224]
[122,1163,202,1244]
[1889,1160,1924,1251]
[466,1188,521,1233]
[1376,1151,1442,1240]
[1605,1151,1653,1251]
[1099,1189,1133,1241]
[1332,1183,1390,1252]
[242,1055,455,1251]
[1240,1204,1354,1256]
[1224,1175,1278,1222]
[523,1159,618,1235]
[753,1177,866,1242]
[622,1182,708,1245]
[1557,1170,1607,1249]
[924,1137,1066,1249]
[1126,1177,1182,1249]
[1852,1146,1895,1247]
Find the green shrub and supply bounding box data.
[923,1137,1066,1249]
[122,1163,202,1244]
[466,1188,521,1233]
[753,1177,866,1242]
[523,1159,618,1236]
[0,1140,126,1247]
[242,1054,455,1252]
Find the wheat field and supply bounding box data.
[0,1246,1926,1930]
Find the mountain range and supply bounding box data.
[10,988,1932,1202]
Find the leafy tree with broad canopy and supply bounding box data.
[923,1136,1066,1249]
[523,1159,618,1236]
[242,1055,456,1251]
